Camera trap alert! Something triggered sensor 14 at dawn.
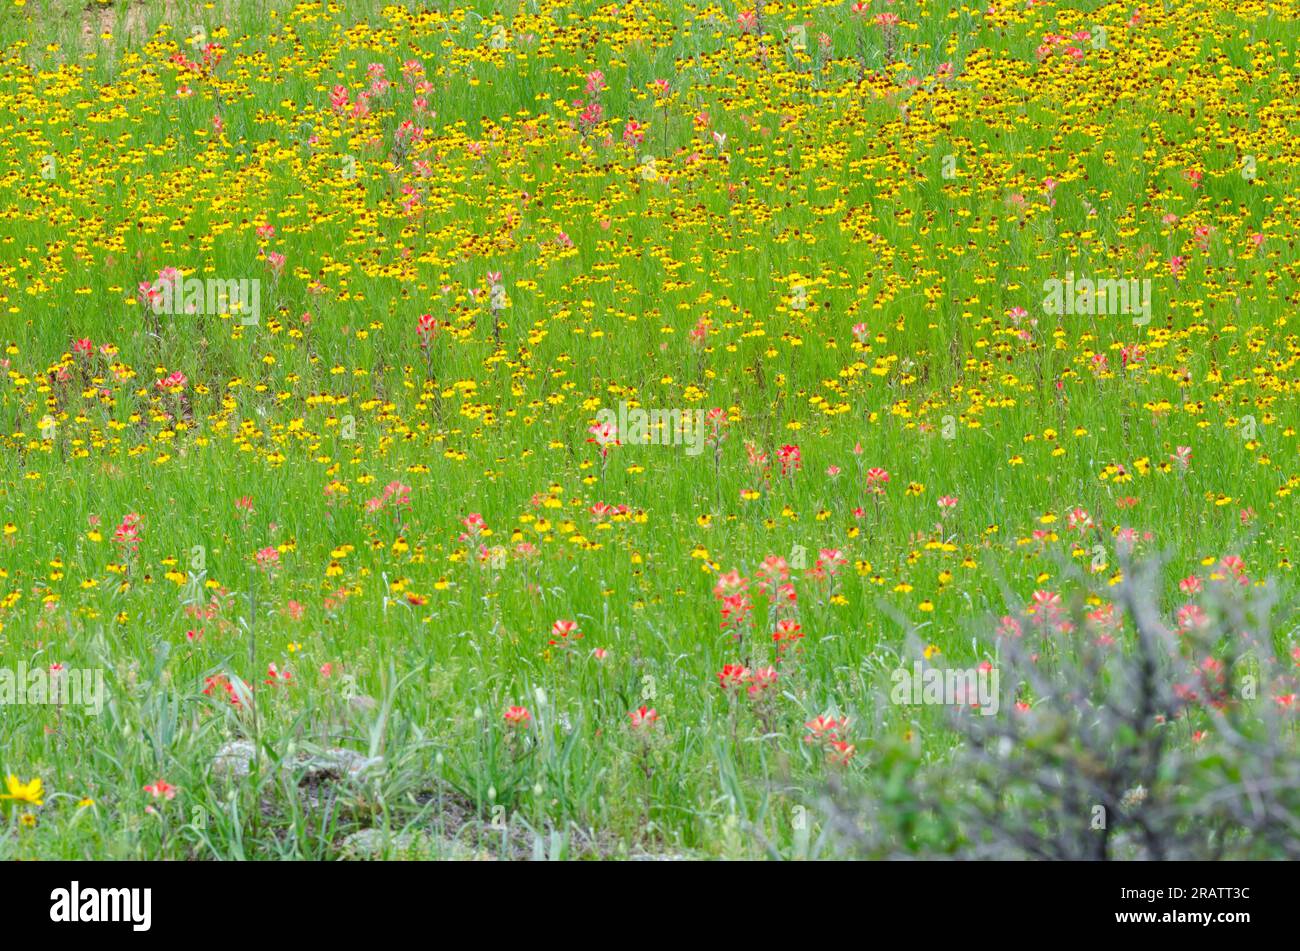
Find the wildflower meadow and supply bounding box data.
[0,0,1298,866]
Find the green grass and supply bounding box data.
[0,0,1297,858]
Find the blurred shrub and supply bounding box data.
[817,559,1300,859]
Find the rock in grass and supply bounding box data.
[210,740,381,783]
[628,851,694,861]
[294,747,381,781]
[339,828,493,861]
[211,740,261,780]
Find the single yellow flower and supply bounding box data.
[2,774,44,806]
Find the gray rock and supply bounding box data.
[339,828,494,861]
[210,740,381,783]
[628,851,695,861]
[211,740,260,780]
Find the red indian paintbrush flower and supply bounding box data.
[629,706,658,729]
[549,619,581,645]
[144,779,178,800]
[717,664,751,690]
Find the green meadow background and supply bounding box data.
[0,0,1296,857]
